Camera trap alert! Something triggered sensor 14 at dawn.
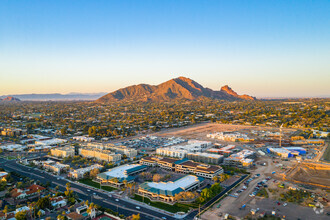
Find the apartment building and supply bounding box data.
[106,145,138,158]
[187,152,224,164]
[78,147,121,162]
[223,149,255,168]
[51,146,75,158]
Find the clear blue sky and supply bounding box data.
[1,0,329,97]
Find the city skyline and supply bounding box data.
[1,0,330,97]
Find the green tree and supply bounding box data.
[15,211,27,220]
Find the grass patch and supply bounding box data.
[132,194,193,213]
[6,156,17,160]
[256,188,269,198]
[78,179,115,192]
[321,141,330,162]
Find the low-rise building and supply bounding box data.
[223,149,255,168]
[175,160,223,179]
[187,152,224,164]
[51,196,67,208]
[1,128,26,137]
[0,172,8,182]
[73,136,95,142]
[138,175,203,203]
[140,156,223,179]
[96,164,147,187]
[0,144,26,152]
[79,147,121,162]
[11,184,45,200]
[69,164,103,179]
[156,140,212,158]
[106,145,138,158]
[207,145,236,157]
[207,132,254,142]
[51,146,75,158]
[43,161,70,174]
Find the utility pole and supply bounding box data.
[279,124,283,147]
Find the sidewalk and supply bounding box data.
[123,196,190,219]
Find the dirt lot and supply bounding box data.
[285,162,330,189]
[154,122,295,143]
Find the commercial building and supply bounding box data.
[51,146,75,158]
[175,160,223,179]
[187,152,223,164]
[0,144,26,152]
[1,128,26,137]
[223,149,255,168]
[138,175,203,203]
[156,140,212,158]
[35,138,67,146]
[96,164,147,187]
[73,136,95,142]
[43,161,70,174]
[284,147,306,155]
[140,156,223,179]
[106,145,138,158]
[267,147,306,158]
[266,147,293,158]
[207,132,254,142]
[79,147,121,162]
[69,164,103,179]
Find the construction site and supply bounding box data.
[283,162,330,189]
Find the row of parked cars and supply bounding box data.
[249,176,271,197]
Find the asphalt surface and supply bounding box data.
[0,157,248,220]
[0,158,175,220]
[186,174,248,220]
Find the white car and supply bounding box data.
[283,203,287,207]
[115,199,119,202]
[136,206,140,209]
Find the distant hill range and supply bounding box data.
[0,93,106,101]
[96,77,256,103]
[0,96,21,102]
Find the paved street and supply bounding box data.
[0,158,176,220]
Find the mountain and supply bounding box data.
[0,96,21,102]
[0,93,107,101]
[96,77,256,103]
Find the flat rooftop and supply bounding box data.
[147,175,200,191]
[101,164,144,179]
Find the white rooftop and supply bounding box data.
[103,164,141,178]
[147,175,200,191]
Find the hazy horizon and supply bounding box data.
[1,1,330,97]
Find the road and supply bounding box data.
[0,158,175,220]
[186,174,248,220]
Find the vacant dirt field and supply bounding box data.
[155,122,295,141]
[285,163,330,189]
